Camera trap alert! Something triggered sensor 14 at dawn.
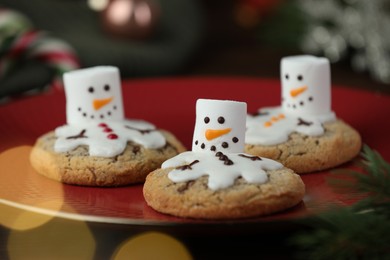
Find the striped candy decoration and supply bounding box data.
[0,8,80,90]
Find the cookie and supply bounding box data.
[143,166,305,219]
[30,130,186,186]
[143,99,305,219]
[30,66,185,186]
[245,119,361,173]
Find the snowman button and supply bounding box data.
[107,133,118,140]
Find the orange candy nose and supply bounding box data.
[290,86,307,97]
[93,97,113,110]
[205,128,231,140]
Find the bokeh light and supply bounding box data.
[88,0,109,11]
[107,0,133,25]
[0,146,64,231]
[0,200,64,231]
[134,2,152,27]
[112,232,192,260]
[7,206,96,260]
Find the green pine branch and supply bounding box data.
[290,145,390,259]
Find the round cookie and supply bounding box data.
[144,99,305,219]
[245,119,361,174]
[30,130,186,186]
[143,166,305,219]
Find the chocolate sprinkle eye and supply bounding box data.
[308,96,313,102]
[297,75,303,81]
[285,74,289,80]
[201,143,205,149]
[113,106,117,110]
[107,111,111,116]
[91,115,94,119]
[204,117,210,124]
[222,142,228,148]
[88,87,94,93]
[232,137,239,143]
[218,117,225,124]
[83,113,87,117]
[100,115,104,119]
[195,140,198,145]
[210,145,216,151]
[78,107,81,111]
[293,104,297,109]
[104,84,110,91]
[300,101,304,106]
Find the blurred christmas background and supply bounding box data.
[0,0,389,102]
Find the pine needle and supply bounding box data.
[290,145,390,259]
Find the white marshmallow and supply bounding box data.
[281,55,331,117]
[192,99,247,153]
[63,66,124,125]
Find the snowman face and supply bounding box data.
[192,99,247,153]
[281,55,331,116]
[63,66,124,125]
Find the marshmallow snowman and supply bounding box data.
[63,66,124,125]
[281,55,331,117]
[162,99,283,190]
[54,66,166,157]
[192,99,246,153]
[245,55,336,146]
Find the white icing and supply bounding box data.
[162,151,283,191]
[192,99,247,153]
[246,107,336,145]
[54,119,166,157]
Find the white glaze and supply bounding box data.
[54,119,166,157]
[246,106,335,145]
[163,151,282,190]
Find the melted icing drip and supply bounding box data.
[54,119,166,157]
[246,106,336,146]
[163,151,283,190]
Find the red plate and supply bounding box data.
[0,77,389,230]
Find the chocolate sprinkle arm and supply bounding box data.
[66,129,87,139]
[238,154,263,161]
[124,125,155,134]
[176,160,200,171]
[297,118,313,126]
